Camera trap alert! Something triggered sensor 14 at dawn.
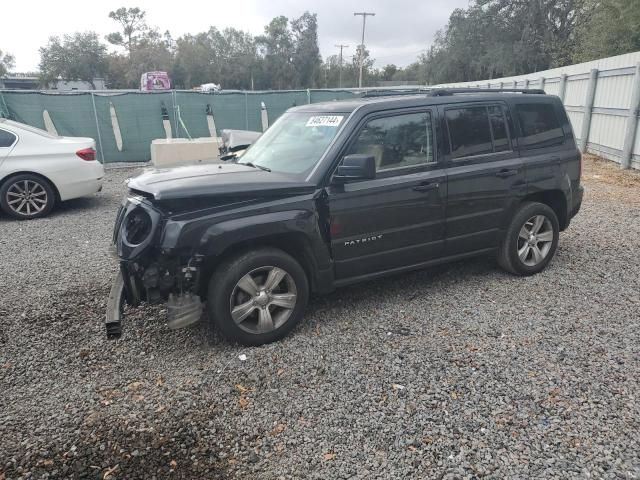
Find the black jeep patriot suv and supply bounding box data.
[109,88,583,345]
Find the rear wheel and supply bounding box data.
[208,248,309,346]
[497,202,559,276]
[0,174,55,220]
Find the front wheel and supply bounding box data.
[497,202,559,276]
[208,248,309,346]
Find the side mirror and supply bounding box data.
[333,154,376,183]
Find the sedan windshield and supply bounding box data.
[238,112,346,175]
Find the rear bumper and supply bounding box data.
[570,185,584,219]
[56,161,105,201]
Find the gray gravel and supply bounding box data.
[1,162,639,479]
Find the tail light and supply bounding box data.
[76,147,96,161]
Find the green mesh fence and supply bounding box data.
[0,89,361,163]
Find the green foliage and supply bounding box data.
[413,0,599,84]
[33,2,638,91]
[173,27,257,89]
[107,7,148,56]
[574,0,640,62]
[291,12,322,88]
[38,32,108,89]
[0,49,15,77]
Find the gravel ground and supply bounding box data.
[1,156,639,479]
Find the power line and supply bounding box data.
[353,12,376,88]
[334,44,349,88]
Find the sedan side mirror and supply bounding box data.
[333,154,376,183]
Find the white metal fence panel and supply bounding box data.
[564,79,589,107]
[594,73,635,109]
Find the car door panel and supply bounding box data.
[440,102,526,256]
[326,108,447,281]
[329,168,446,279]
[445,156,525,254]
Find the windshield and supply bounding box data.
[238,112,346,175]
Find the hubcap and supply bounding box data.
[517,215,554,266]
[229,266,298,334]
[6,180,48,216]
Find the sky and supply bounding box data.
[1,0,470,73]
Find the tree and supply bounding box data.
[173,27,257,89]
[574,0,640,62]
[105,8,173,89]
[381,64,398,81]
[39,32,108,89]
[291,12,322,88]
[255,16,296,90]
[0,49,15,76]
[107,7,148,57]
[414,0,594,84]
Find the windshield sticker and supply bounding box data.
[305,115,344,127]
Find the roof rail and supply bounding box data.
[429,87,545,96]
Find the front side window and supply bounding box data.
[0,129,17,148]
[347,112,434,172]
[516,103,564,149]
[446,105,511,159]
[239,112,345,175]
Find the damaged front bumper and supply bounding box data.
[105,199,205,339]
[105,265,205,339]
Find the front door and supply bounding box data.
[327,109,447,282]
[440,102,526,255]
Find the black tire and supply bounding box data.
[208,247,309,346]
[497,202,559,276]
[0,173,56,220]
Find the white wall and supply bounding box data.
[435,52,640,169]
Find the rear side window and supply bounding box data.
[0,129,16,147]
[446,105,511,159]
[516,103,564,149]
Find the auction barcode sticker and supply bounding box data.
[305,115,344,127]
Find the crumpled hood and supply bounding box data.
[128,162,315,201]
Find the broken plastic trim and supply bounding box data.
[105,270,125,339]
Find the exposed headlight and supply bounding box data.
[124,207,152,245]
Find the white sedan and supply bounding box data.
[0,119,104,219]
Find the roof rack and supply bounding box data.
[428,88,545,96]
[360,87,546,99]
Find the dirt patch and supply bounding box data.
[581,154,640,205]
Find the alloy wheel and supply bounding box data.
[517,214,554,266]
[229,266,298,334]
[5,179,49,217]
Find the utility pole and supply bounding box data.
[334,44,349,88]
[354,11,375,88]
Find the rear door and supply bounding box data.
[511,99,573,198]
[441,102,526,255]
[327,108,447,282]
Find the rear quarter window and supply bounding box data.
[0,129,17,148]
[516,103,564,150]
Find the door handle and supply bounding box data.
[495,169,517,178]
[413,182,439,192]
